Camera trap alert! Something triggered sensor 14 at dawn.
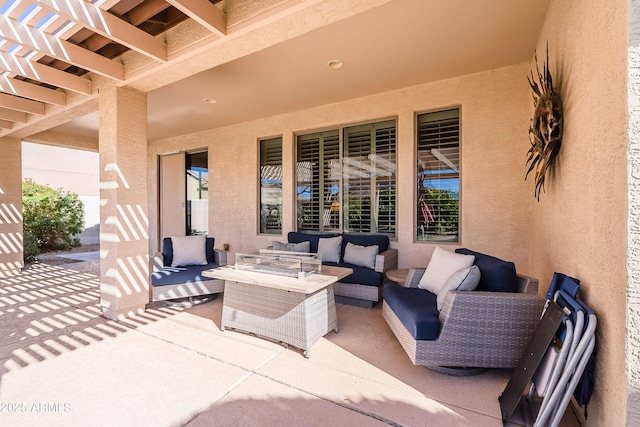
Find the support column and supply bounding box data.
[99,84,149,320]
[0,137,23,277]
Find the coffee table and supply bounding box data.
[202,265,352,357]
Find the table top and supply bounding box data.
[202,265,353,294]
[386,268,409,284]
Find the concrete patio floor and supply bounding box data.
[0,259,581,426]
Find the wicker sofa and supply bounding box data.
[382,249,544,372]
[284,232,398,307]
[151,236,227,302]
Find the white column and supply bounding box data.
[0,137,23,276]
[99,84,149,320]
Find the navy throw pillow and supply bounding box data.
[455,248,517,292]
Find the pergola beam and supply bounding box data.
[34,0,167,62]
[0,51,92,94]
[165,0,226,36]
[0,15,124,80]
[0,92,44,114]
[0,107,27,122]
[0,75,66,106]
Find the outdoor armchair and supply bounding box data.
[383,265,544,372]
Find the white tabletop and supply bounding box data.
[202,265,352,294]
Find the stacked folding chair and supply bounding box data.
[525,273,597,427]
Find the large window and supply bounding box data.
[259,137,283,234]
[416,108,460,242]
[296,119,396,236]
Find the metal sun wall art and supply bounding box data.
[525,46,563,201]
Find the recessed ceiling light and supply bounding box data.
[203,97,217,104]
[327,59,344,69]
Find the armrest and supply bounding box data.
[152,252,164,272]
[405,268,426,288]
[374,248,398,273]
[517,273,538,294]
[438,290,544,338]
[214,249,228,266]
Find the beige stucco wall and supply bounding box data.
[530,0,628,425]
[149,63,532,275]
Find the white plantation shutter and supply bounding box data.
[259,137,282,234]
[296,120,396,237]
[416,109,460,242]
[296,130,340,232]
[343,120,396,234]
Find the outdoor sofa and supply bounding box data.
[151,236,227,302]
[277,231,398,307]
[382,248,544,372]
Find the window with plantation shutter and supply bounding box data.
[296,130,340,232]
[416,108,460,242]
[296,119,396,237]
[259,137,282,234]
[343,120,396,234]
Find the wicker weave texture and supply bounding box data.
[152,279,224,301]
[384,269,543,369]
[334,248,397,304]
[334,282,381,301]
[221,280,337,355]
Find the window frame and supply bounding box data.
[258,136,283,235]
[415,107,461,244]
[295,118,397,237]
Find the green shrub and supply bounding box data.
[23,229,39,262]
[22,179,84,252]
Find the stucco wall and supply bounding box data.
[530,0,628,425]
[149,63,532,275]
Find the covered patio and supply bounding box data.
[1,259,581,426]
[0,1,638,426]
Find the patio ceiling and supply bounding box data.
[0,0,550,143]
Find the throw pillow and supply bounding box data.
[436,265,481,310]
[317,235,342,263]
[272,240,311,253]
[171,235,207,267]
[418,246,475,295]
[343,242,379,269]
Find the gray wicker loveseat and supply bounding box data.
[382,248,544,372]
[280,232,398,308]
[151,236,227,302]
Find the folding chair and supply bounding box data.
[526,278,596,427]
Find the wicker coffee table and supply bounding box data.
[202,265,352,357]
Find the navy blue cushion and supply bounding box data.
[383,283,440,340]
[162,237,215,266]
[288,232,389,262]
[287,232,338,254]
[205,237,215,263]
[455,248,517,292]
[341,234,389,254]
[152,263,219,287]
[335,262,384,287]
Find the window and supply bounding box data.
[416,108,460,242]
[259,137,283,234]
[296,119,396,236]
[186,151,208,235]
